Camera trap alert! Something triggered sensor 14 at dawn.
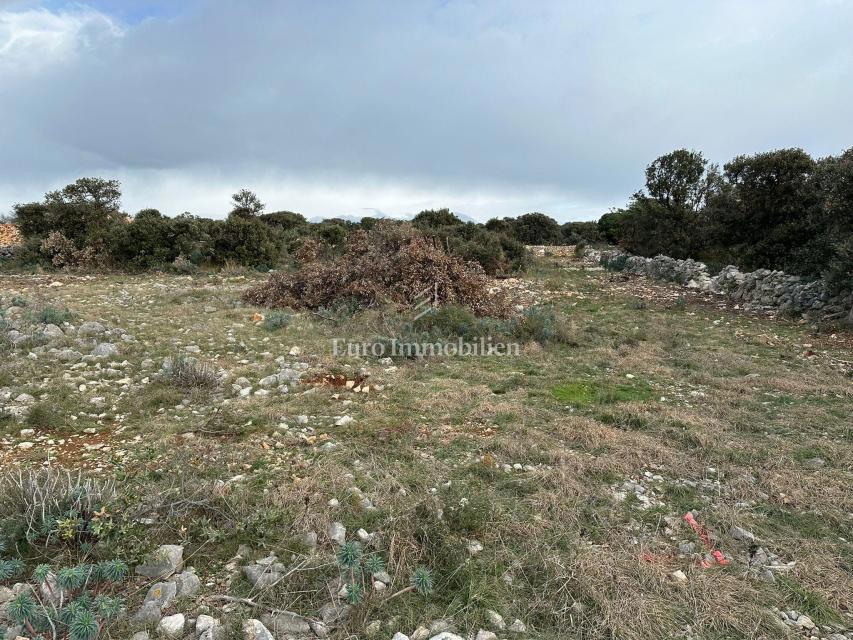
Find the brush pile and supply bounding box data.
[0,223,21,259]
[243,222,509,316]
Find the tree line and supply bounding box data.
[5,145,851,291]
[598,147,853,291]
[5,180,557,275]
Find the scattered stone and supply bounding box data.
[475,630,498,640]
[318,601,350,626]
[335,415,354,426]
[508,619,527,633]
[260,611,311,635]
[131,632,150,640]
[42,324,64,339]
[730,526,756,543]
[242,618,275,640]
[259,375,278,388]
[328,521,346,545]
[391,633,410,640]
[671,570,688,583]
[78,321,106,337]
[485,611,505,630]
[131,602,162,625]
[196,615,218,633]
[156,613,185,637]
[678,541,696,555]
[144,581,177,608]
[136,545,184,579]
[172,569,201,597]
[244,556,286,588]
[795,614,816,630]
[92,342,118,358]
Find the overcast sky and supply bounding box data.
[1,1,852,221]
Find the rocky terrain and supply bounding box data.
[1,252,851,640]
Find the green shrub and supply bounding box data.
[0,470,117,549]
[603,254,628,271]
[262,310,292,331]
[507,305,573,344]
[37,305,73,325]
[25,402,63,430]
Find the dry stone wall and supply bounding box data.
[588,248,853,321]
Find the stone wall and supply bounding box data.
[588,248,853,321]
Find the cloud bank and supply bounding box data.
[2,1,852,220]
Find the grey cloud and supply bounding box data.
[1,0,852,220]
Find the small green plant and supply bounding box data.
[161,353,219,391]
[0,469,117,549]
[507,304,574,344]
[37,305,73,325]
[336,541,363,569]
[0,557,25,581]
[262,310,292,331]
[334,540,433,605]
[25,401,63,430]
[6,559,126,640]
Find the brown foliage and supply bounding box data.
[40,231,105,269]
[243,222,509,316]
[294,237,325,264]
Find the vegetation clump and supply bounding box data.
[243,222,510,317]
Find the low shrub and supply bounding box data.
[603,254,628,271]
[160,353,219,391]
[0,470,117,548]
[262,310,292,331]
[506,305,574,344]
[37,305,73,325]
[25,402,63,430]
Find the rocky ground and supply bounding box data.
[0,254,851,640]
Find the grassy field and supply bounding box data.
[1,254,851,640]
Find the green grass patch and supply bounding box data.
[552,380,654,407]
[776,575,844,625]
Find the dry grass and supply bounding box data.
[0,254,851,639]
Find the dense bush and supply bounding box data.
[7,180,552,275]
[562,221,602,244]
[486,212,564,245]
[600,147,853,288]
[412,208,529,275]
[213,212,283,269]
